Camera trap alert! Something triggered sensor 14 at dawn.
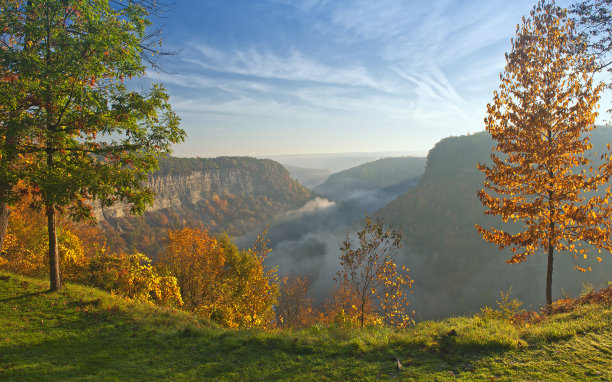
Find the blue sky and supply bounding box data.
[149,0,580,157]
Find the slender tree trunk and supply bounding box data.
[546,244,553,306]
[47,204,60,291]
[0,201,9,253]
[546,219,555,307]
[44,2,59,292]
[546,124,554,307]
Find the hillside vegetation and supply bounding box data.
[98,156,313,256]
[376,129,612,319]
[314,157,426,202]
[1,271,610,381]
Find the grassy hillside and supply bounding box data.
[1,271,610,381]
[375,129,612,319]
[314,157,426,201]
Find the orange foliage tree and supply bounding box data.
[160,227,226,311]
[160,228,278,329]
[325,280,368,327]
[477,0,612,306]
[1,195,90,280]
[335,214,413,327]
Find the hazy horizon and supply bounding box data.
[142,0,608,159]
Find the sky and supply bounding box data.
[148,0,582,158]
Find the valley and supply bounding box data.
[92,128,612,321]
[3,1,612,380]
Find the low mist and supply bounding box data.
[238,171,612,321]
[237,178,419,311]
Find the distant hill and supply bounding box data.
[265,151,425,173]
[283,165,331,189]
[238,157,426,300]
[314,157,426,203]
[376,129,612,319]
[96,156,313,256]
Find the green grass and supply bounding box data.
[1,272,611,381]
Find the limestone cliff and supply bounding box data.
[96,156,313,255]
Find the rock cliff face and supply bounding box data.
[96,156,313,256]
[94,167,276,221]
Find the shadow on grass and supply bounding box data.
[0,290,51,303]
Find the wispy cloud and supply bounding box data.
[157,0,568,156]
[187,44,382,90]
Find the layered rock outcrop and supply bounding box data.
[95,156,313,255]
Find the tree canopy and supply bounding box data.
[477,0,612,306]
[0,0,185,291]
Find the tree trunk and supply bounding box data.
[546,243,553,306]
[47,204,61,291]
[0,202,9,253]
[360,300,365,327]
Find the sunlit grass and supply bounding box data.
[1,271,610,381]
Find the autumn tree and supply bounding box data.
[276,273,314,327]
[477,0,612,306]
[160,227,226,311]
[160,228,279,329]
[214,230,279,329]
[0,0,184,291]
[335,214,412,327]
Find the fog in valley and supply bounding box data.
[237,175,419,312]
[238,146,612,321]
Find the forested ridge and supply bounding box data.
[314,156,426,201]
[376,129,612,318]
[97,156,313,256]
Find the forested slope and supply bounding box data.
[97,157,313,256]
[376,129,612,318]
[315,156,426,202]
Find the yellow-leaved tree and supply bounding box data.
[215,231,279,329]
[477,0,612,306]
[160,228,278,329]
[161,227,226,311]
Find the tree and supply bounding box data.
[0,0,184,291]
[335,214,412,327]
[160,227,226,310]
[477,0,612,306]
[276,273,314,327]
[215,230,279,329]
[160,228,279,329]
[571,0,612,116]
[570,0,612,72]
